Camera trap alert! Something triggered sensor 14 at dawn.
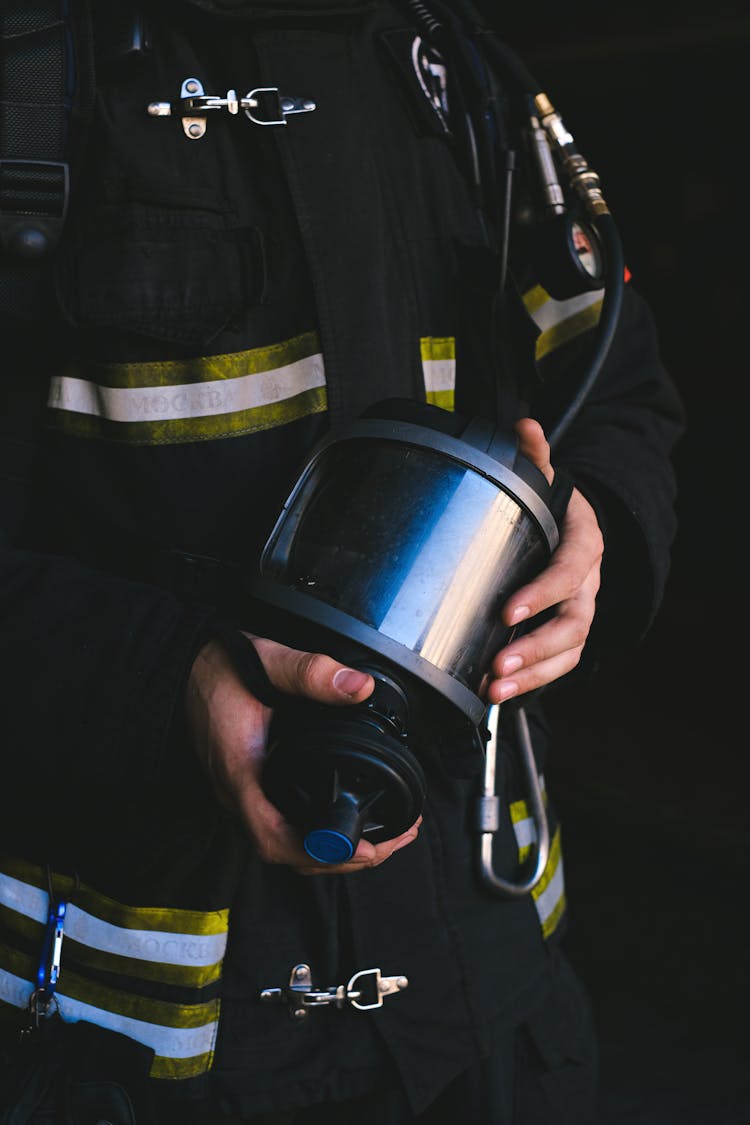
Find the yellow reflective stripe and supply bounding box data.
[510,777,547,834]
[538,886,567,941]
[510,796,530,824]
[535,301,603,361]
[530,829,566,939]
[0,946,219,1079]
[46,331,328,445]
[420,336,455,363]
[508,803,565,940]
[425,388,455,410]
[521,284,548,315]
[421,335,455,411]
[151,1052,215,1080]
[60,331,322,390]
[0,862,228,988]
[522,286,604,360]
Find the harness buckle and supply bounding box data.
[0,159,70,260]
[260,963,408,1020]
[147,78,316,138]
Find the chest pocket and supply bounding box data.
[55,182,266,349]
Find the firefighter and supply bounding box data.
[0,0,684,1121]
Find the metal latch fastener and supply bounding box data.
[260,963,408,1020]
[147,78,316,138]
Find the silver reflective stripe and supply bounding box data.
[422,358,455,395]
[525,288,604,335]
[48,353,326,424]
[0,872,46,924]
[533,851,565,928]
[510,789,566,937]
[0,873,227,968]
[512,814,537,851]
[510,775,545,852]
[0,967,218,1061]
[522,285,604,362]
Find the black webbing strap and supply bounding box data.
[0,3,94,538]
[1,3,71,258]
[0,1,94,311]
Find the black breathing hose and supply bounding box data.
[547,212,625,451]
[400,0,626,449]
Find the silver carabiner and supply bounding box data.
[475,703,550,897]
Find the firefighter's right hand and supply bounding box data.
[185,636,422,875]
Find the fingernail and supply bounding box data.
[498,680,518,701]
[510,605,530,625]
[502,654,523,675]
[333,668,370,695]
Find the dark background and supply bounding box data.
[496,6,749,1123]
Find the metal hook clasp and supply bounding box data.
[259,963,408,1020]
[147,78,316,138]
[475,703,551,897]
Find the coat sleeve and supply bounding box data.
[533,283,686,656]
[0,542,219,860]
[0,306,224,858]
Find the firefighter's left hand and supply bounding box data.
[484,417,604,704]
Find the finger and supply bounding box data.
[249,636,374,705]
[492,589,598,680]
[514,417,553,484]
[244,788,422,874]
[502,502,603,627]
[502,557,590,630]
[486,645,585,703]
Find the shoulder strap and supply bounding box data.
[0,3,95,535]
[0,0,95,318]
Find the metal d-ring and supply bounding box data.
[475,702,550,897]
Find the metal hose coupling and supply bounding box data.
[534,92,610,217]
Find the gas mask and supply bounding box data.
[248,399,563,869]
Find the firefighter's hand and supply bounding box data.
[185,637,421,874]
[484,417,604,704]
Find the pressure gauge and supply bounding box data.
[529,211,605,301]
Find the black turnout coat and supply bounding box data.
[0,0,684,1116]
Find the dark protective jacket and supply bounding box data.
[0,0,684,1117]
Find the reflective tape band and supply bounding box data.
[531,832,566,940]
[509,777,546,849]
[511,813,537,852]
[0,957,219,1079]
[49,355,325,423]
[0,863,228,988]
[46,331,327,445]
[508,797,566,940]
[421,336,455,410]
[522,285,604,361]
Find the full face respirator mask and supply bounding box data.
[243,0,625,887]
[248,399,565,873]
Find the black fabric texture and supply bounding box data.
[0,548,217,865]
[0,1017,153,1125]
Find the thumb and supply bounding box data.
[248,635,374,706]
